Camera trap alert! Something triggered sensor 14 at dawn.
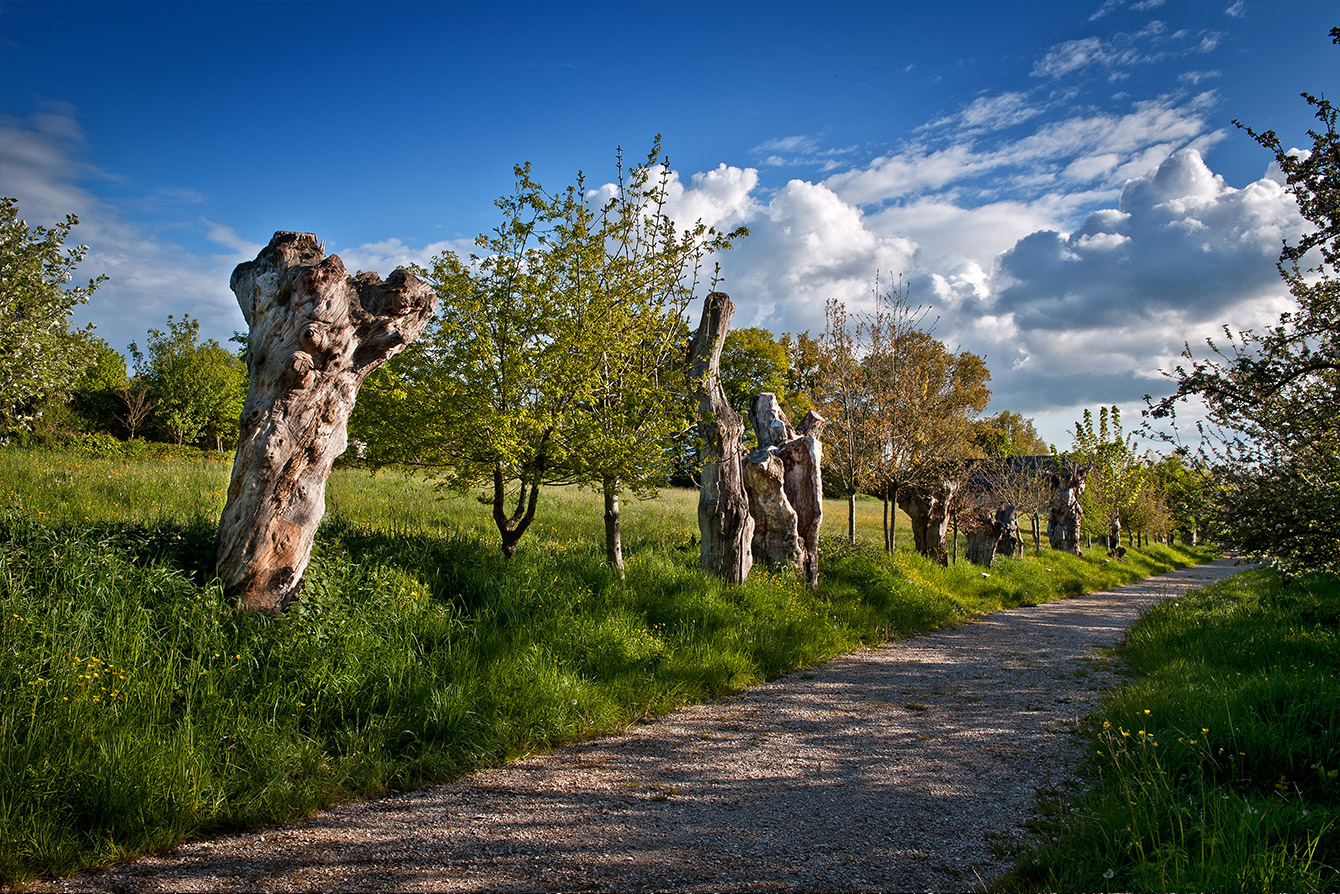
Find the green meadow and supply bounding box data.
[1,446,1211,885]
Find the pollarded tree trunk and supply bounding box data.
[781,410,825,590]
[741,394,825,588]
[743,448,802,569]
[744,393,801,569]
[217,231,436,613]
[962,508,1003,567]
[689,292,753,583]
[1046,462,1090,556]
[897,479,957,566]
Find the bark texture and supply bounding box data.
[783,411,826,589]
[996,504,1020,559]
[689,292,754,583]
[1046,463,1090,556]
[743,393,800,569]
[742,448,802,570]
[217,231,437,612]
[897,480,958,566]
[962,508,1004,567]
[740,395,825,588]
[739,396,820,589]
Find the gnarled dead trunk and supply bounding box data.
[996,504,1020,558]
[1047,462,1090,556]
[740,395,825,587]
[743,447,802,569]
[217,231,436,613]
[783,411,825,589]
[689,292,753,583]
[897,479,957,566]
[963,507,1005,567]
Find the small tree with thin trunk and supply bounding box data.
[815,297,879,544]
[556,140,745,577]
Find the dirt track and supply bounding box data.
[42,558,1247,893]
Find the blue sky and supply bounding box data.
[1,0,1335,446]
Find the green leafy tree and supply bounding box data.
[1152,452,1212,545]
[815,297,881,543]
[1068,406,1147,549]
[1152,29,1340,576]
[973,409,1048,458]
[815,278,990,551]
[718,327,791,415]
[553,143,744,576]
[0,197,105,433]
[355,142,741,565]
[354,165,589,559]
[69,336,129,433]
[131,315,246,448]
[779,330,821,419]
[877,328,992,556]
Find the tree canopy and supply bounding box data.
[353,140,743,562]
[1151,30,1340,576]
[130,315,246,448]
[0,197,104,434]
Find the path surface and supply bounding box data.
[45,558,1246,893]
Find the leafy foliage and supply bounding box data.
[0,197,105,434]
[813,279,991,550]
[353,140,743,560]
[1068,406,1148,545]
[719,327,791,413]
[130,315,246,448]
[1152,32,1340,576]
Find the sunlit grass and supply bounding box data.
[997,568,1339,893]
[0,446,1211,884]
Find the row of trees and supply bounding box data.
[4,187,1192,570]
[14,39,1332,577]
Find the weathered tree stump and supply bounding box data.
[217,232,437,612]
[749,392,796,449]
[1047,462,1090,555]
[741,394,825,586]
[689,292,754,583]
[743,447,802,569]
[996,504,1020,558]
[782,410,825,589]
[898,479,958,566]
[962,507,1005,567]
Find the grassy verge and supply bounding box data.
[996,567,1339,893]
[0,447,1211,885]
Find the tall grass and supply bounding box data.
[0,446,1211,884]
[997,568,1339,892]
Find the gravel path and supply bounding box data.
[43,558,1246,893]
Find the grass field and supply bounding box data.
[0,446,1213,885]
